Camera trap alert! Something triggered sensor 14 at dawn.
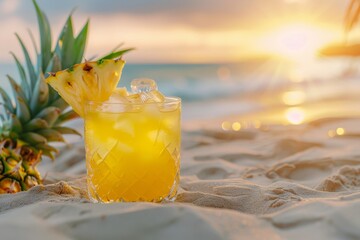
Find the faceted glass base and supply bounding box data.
[87,171,179,203]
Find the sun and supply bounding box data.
[272,25,319,57]
[257,22,335,61]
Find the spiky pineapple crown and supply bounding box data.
[0,0,132,159]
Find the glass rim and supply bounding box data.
[86,96,181,106]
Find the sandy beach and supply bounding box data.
[1,100,360,240]
[2,0,360,239]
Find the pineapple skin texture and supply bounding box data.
[0,140,41,194]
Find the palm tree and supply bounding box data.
[344,0,360,35]
[319,0,360,57]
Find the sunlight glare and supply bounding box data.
[282,90,306,105]
[258,23,334,61]
[285,107,305,125]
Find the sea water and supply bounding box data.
[1,58,360,122]
[0,58,356,102]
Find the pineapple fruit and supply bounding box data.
[0,0,131,193]
[47,59,125,117]
[0,139,41,193]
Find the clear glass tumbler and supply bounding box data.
[84,97,181,203]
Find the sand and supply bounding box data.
[1,112,360,239]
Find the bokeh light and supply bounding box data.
[232,122,241,131]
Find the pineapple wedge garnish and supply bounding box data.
[46,59,125,117]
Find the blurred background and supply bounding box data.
[0,0,359,127]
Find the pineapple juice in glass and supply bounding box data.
[84,79,181,203]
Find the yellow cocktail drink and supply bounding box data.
[85,97,181,202]
[45,61,179,203]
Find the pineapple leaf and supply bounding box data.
[47,85,59,104]
[0,114,6,125]
[54,15,89,69]
[35,143,58,160]
[49,97,68,112]
[0,88,15,113]
[15,96,31,123]
[10,115,22,133]
[10,53,31,100]
[54,110,78,125]
[23,118,49,132]
[46,54,61,76]
[99,48,134,61]
[33,0,53,72]
[73,20,89,64]
[35,107,60,126]
[55,15,75,69]
[30,73,49,114]
[39,148,55,160]
[35,143,58,154]
[7,75,27,104]
[46,55,61,103]
[36,129,65,142]
[21,132,47,145]
[15,34,37,86]
[28,30,42,74]
[28,29,39,55]
[53,126,81,136]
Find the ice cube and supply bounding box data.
[125,91,164,103]
[159,101,179,112]
[122,93,144,112]
[108,87,129,103]
[142,90,165,103]
[102,99,128,112]
[131,78,158,93]
[149,90,165,102]
[126,93,143,103]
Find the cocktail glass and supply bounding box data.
[84,95,181,203]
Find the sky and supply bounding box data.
[0,0,350,64]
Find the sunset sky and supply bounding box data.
[0,0,350,64]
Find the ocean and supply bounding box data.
[1,58,359,122]
[0,61,271,102]
[1,58,355,99]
